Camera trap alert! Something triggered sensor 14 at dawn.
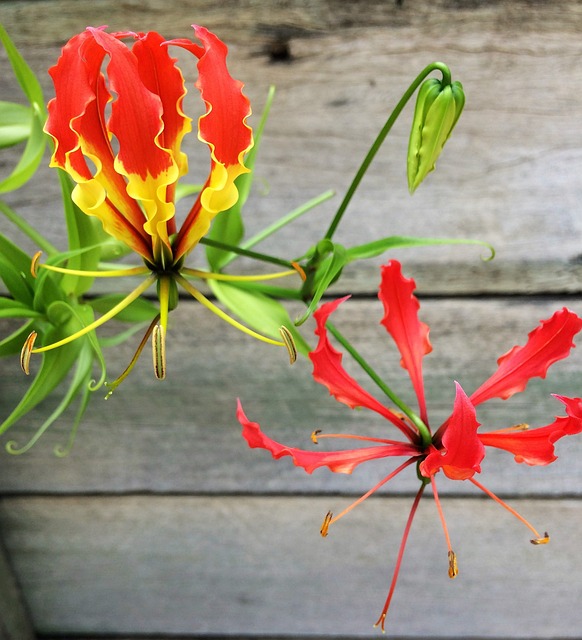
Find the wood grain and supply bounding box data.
[1,2,582,638]
[1,494,581,638]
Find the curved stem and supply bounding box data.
[324,62,452,241]
[327,321,432,447]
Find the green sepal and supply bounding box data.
[407,78,465,193]
[209,279,311,357]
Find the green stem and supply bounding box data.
[199,237,297,270]
[327,321,432,446]
[323,61,452,241]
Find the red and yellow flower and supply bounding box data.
[23,26,297,381]
[237,259,582,629]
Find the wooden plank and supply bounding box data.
[1,296,581,496]
[1,1,582,293]
[0,537,35,640]
[1,494,581,638]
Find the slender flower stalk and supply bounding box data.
[238,259,582,630]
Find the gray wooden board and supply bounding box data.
[1,2,582,638]
[1,1,582,293]
[0,494,581,637]
[1,296,582,497]
[0,537,35,640]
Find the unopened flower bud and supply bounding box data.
[407,77,465,193]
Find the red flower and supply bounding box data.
[237,259,582,629]
[45,25,252,267]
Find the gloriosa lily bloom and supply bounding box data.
[237,259,582,630]
[22,25,298,384]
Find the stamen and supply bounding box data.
[430,476,455,562]
[30,275,156,355]
[470,477,548,543]
[290,261,307,281]
[320,458,417,537]
[495,423,530,433]
[176,275,291,352]
[105,315,159,398]
[448,550,458,578]
[152,324,166,380]
[20,331,37,375]
[311,430,322,444]
[181,267,303,282]
[374,484,426,632]
[531,532,550,545]
[30,251,42,277]
[320,511,333,537]
[279,326,297,364]
[36,264,150,278]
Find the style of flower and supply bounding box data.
[22,25,298,384]
[237,259,582,630]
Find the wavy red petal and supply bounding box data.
[479,395,582,465]
[237,400,419,475]
[169,26,253,260]
[469,308,582,406]
[309,297,418,439]
[420,382,485,480]
[378,260,432,424]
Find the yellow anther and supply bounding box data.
[448,550,458,578]
[531,532,550,545]
[152,324,166,380]
[279,325,297,364]
[30,251,42,277]
[320,511,333,537]
[311,429,322,444]
[20,331,37,375]
[291,261,307,282]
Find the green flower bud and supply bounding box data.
[407,78,465,193]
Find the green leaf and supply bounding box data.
[345,235,495,262]
[0,25,47,193]
[0,232,35,305]
[57,170,103,296]
[5,341,95,455]
[209,279,311,356]
[0,319,34,357]
[0,305,86,436]
[0,101,33,148]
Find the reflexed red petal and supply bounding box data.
[310,297,418,440]
[237,400,419,475]
[169,25,253,260]
[420,382,485,480]
[470,308,582,406]
[479,395,582,465]
[379,260,432,424]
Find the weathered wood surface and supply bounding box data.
[0,538,35,640]
[1,1,582,639]
[1,495,582,638]
[2,0,582,292]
